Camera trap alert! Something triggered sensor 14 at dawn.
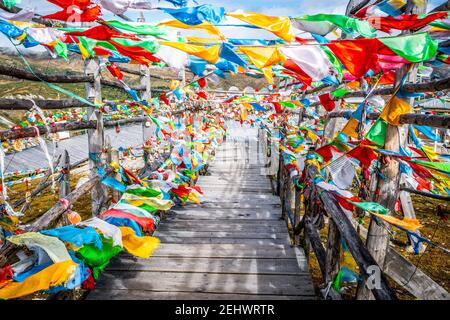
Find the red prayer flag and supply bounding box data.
[367,12,448,33]
[106,62,123,80]
[327,39,381,78]
[160,94,170,106]
[101,209,155,232]
[48,0,92,9]
[378,70,395,85]
[198,78,207,88]
[273,102,282,114]
[196,91,207,100]
[65,25,140,41]
[319,93,336,112]
[43,5,101,22]
[347,145,378,168]
[282,59,312,86]
[315,144,342,163]
[108,40,161,66]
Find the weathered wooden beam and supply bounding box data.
[355,219,450,299]
[59,150,71,199]
[401,187,450,201]
[319,191,397,300]
[0,98,90,110]
[28,170,112,232]
[120,66,182,81]
[327,111,450,129]
[0,64,143,91]
[12,155,61,209]
[85,58,108,216]
[303,216,327,280]
[0,120,97,142]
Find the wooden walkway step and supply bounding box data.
[88,128,315,300]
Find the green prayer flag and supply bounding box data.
[410,160,450,174]
[349,201,389,214]
[53,40,68,60]
[366,118,387,147]
[76,237,122,280]
[295,14,376,38]
[125,187,161,198]
[379,32,438,62]
[112,38,160,53]
[279,101,296,108]
[106,20,167,37]
[331,87,349,98]
[322,46,343,81]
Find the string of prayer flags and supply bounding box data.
[160,42,221,63]
[161,4,225,26]
[227,12,295,42]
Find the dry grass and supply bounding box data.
[303,194,449,300]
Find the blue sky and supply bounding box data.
[14,0,447,20]
[1,0,446,50]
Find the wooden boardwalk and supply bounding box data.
[88,126,315,300]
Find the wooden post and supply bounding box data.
[59,150,70,198]
[55,150,71,228]
[325,220,341,285]
[294,187,302,245]
[110,148,122,203]
[85,58,108,216]
[357,0,425,300]
[141,65,153,170]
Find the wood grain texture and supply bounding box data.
[88,129,315,300]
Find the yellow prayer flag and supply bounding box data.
[0,260,77,300]
[238,46,284,69]
[380,96,411,126]
[372,213,422,232]
[119,227,160,259]
[341,118,360,139]
[421,145,439,161]
[187,36,220,44]
[170,80,180,90]
[226,12,294,42]
[160,42,221,64]
[262,67,274,84]
[159,20,225,40]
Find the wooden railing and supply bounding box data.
[260,126,450,300]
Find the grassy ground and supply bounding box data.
[301,194,449,300]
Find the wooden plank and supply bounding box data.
[157,220,287,232]
[384,247,450,300]
[87,289,315,300]
[167,209,281,220]
[107,256,308,275]
[151,244,298,259]
[201,195,280,202]
[93,271,316,296]
[354,219,449,300]
[154,230,288,240]
[174,203,281,209]
[197,177,270,184]
[156,236,288,245]
[200,188,273,194]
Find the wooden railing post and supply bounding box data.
[59,150,70,199]
[293,186,302,245]
[85,57,108,216]
[111,148,122,203]
[357,0,425,300]
[141,65,153,170]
